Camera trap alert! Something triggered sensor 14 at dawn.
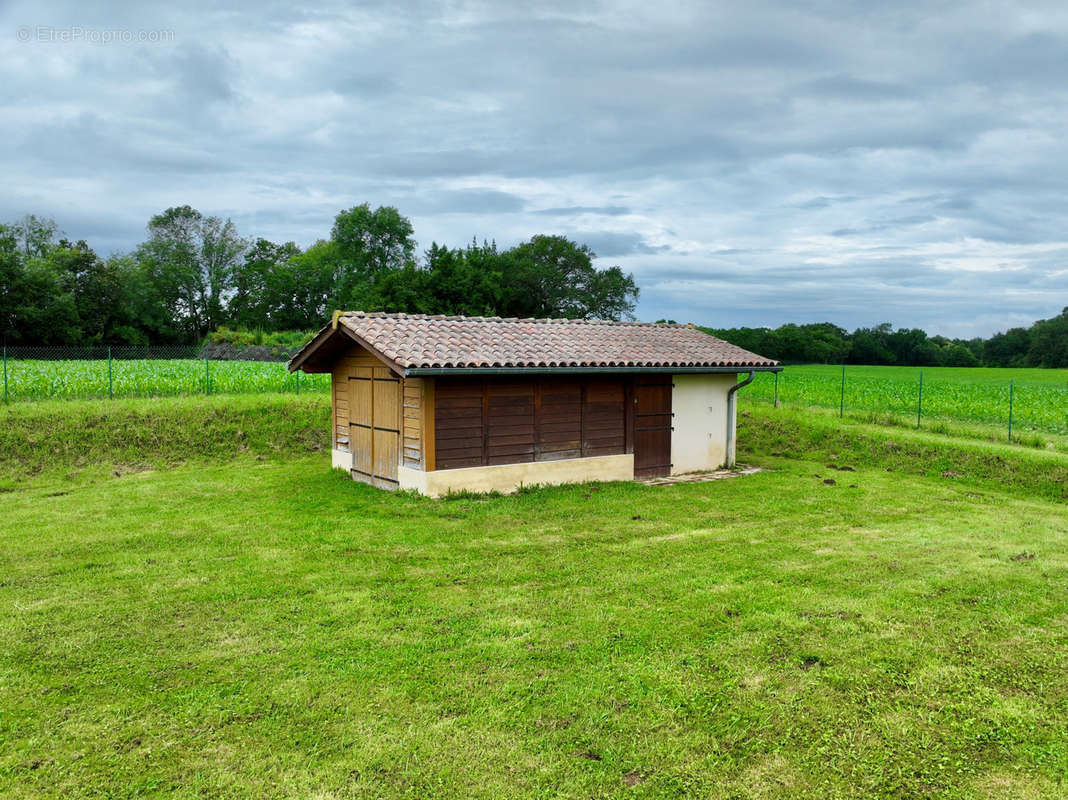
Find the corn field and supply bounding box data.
[747,364,1068,437]
[1,347,328,402]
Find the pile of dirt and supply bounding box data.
[199,341,296,362]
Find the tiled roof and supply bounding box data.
[304,312,779,371]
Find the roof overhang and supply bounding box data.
[404,365,783,377]
[287,323,405,376]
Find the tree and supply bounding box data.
[13,214,59,259]
[0,224,21,340]
[1026,307,1068,368]
[942,343,980,367]
[497,235,638,319]
[330,204,416,306]
[136,206,246,340]
[849,324,895,365]
[418,239,502,316]
[983,326,1031,367]
[285,241,348,329]
[47,239,141,344]
[229,238,303,330]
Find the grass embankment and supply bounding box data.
[738,406,1068,501]
[0,394,329,482]
[2,396,1066,797]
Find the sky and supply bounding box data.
[2,1,1066,338]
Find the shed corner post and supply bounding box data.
[423,376,436,471]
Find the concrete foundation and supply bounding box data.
[397,453,634,497]
[331,448,352,471]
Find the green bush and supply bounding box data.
[205,327,318,352]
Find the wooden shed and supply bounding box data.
[289,312,780,496]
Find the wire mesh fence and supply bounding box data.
[1,345,328,402]
[746,365,1068,441]
[2,350,1065,444]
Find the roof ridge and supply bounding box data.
[338,311,688,327]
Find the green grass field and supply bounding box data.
[1,396,1066,798]
[747,365,1068,437]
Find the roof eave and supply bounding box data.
[404,364,782,377]
[286,323,336,373]
[287,321,405,376]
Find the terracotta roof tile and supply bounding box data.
[312,312,779,371]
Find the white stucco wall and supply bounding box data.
[398,454,634,497]
[670,373,737,474]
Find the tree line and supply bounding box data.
[2,205,1064,367]
[702,313,1068,368]
[0,205,639,345]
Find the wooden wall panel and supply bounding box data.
[486,380,535,465]
[352,426,373,477]
[536,379,582,461]
[433,375,631,470]
[402,377,424,469]
[350,375,372,426]
[434,379,485,469]
[372,376,400,431]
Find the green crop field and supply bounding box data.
[3,358,1067,444]
[747,365,1068,437]
[1,396,1066,799]
[0,358,329,401]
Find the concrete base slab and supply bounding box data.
[399,453,634,497]
[640,465,763,486]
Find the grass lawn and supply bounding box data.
[2,426,1067,797]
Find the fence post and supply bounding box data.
[773,371,779,408]
[205,355,211,396]
[2,345,7,404]
[107,346,113,399]
[916,371,923,429]
[839,364,845,418]
[296,370,301,395]
[1008,379,1014,441]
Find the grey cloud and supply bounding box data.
[534,206,630,216]
[798,74,913,100]
[576,232,670,258]
[403,189,526,215]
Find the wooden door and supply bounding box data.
[633,375,672,478]
[349,367,401,489]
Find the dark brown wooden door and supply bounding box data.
[633,375,672,478]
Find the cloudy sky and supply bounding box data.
[2,1,1066,336]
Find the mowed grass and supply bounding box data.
[1,400,1067,798]
[1,358,329,402]
[747,365,1068,437]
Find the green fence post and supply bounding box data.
[296,370,301,395]
[773,371,779,408]
[1008,379,1014,442]
[916,371,923,429]
[839,364,845,418]
[107,346,114,399]
[2,345,7,404]
[205,355,211,396]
